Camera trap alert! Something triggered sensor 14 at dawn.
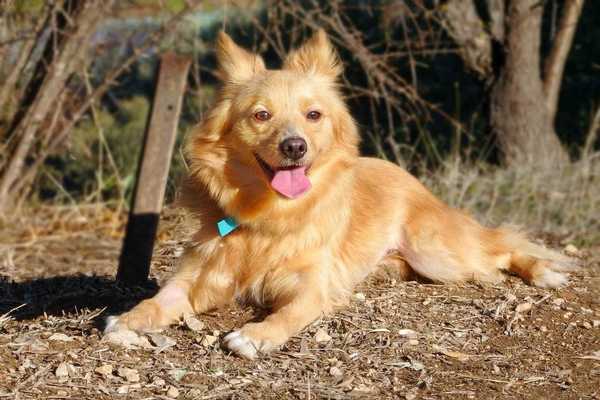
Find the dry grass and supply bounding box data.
[423,153,600,247]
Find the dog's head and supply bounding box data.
[187,30,359,218]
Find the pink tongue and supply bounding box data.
[270,167,311,199]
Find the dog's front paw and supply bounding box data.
[223,330,260,359]
[223,324,281,359]
[103,315,153,349]
[104,315,126,333]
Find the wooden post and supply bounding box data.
[117,52,191,285]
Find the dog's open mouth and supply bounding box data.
[254,154,312,199]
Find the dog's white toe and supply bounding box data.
[223,330,258,359]
[104,315,121,333]
[532,269,568,288]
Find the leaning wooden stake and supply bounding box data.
[117,52,191,285]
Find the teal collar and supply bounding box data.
[217,217,239,236]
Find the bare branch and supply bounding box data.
[488,0,506,42]
[544,0,585,121]
[440,0,492,79]
[0,1,113,212]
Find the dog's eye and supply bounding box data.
[306,111,321,121]
[254,110,271,122]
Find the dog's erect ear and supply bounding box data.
[216,31,266,83]
[283,29,342,78]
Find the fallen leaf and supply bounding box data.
[398,329,417,339]
[116,383,141,394]
[10,335,49,352]
[183,314,205,332]
[48,333,74,342]
[351,383,376,394]
[201,334,218,347]
[167,386,180,398]
[515,302,532,313]
[152,377,166,387]
[433,345,470,362]
[94,364,113,377]
[117,367,140,383]
[315,328,332,343]
[55,362,70,378]
[389,358,424,371]
[147,333,176,353]
[168,368,188,382]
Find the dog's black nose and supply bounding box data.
[279,137,307,160]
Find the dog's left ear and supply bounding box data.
[216,31,266,83]
[283,29,342,78]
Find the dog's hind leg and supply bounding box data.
[377,253,418,281]
[484,228,579,288]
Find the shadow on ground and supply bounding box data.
[0,275,158,324]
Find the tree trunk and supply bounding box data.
[490,0,569,167]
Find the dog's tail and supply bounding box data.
[487,227,580,288]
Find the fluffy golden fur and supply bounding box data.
[105,30,577,359]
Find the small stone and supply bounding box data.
[582,322,592,329]
[329,366,343,377]
[315,328,332,343]
[407,339,419,346]
[405,392,417,400]
[564,244,579,256]
[48,333,74,342]
[116,383,141,394]
[56,390,68,396]
[354,292,366,302]
[516,302,532,313]
[167,386,180,398]
[593,320,600,328]
[563,312,573,319]
[553,298,565,306]
[153,377,166,386]
[168,368,188,382]
[55,362,69,378]
[183,314,205,332]
[540,326,548,332]
[94,364,113,376]
[398,329,418,339]
[117,367,140,383]
[201,335,218,347]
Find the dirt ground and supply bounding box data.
[0,206,599,399]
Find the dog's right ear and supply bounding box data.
[216,31,265,83]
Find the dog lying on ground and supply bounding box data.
[105,29,576,359]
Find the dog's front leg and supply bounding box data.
[224,267,324,359]
[105,246,235,334]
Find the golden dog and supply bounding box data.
[105,30,576,359]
